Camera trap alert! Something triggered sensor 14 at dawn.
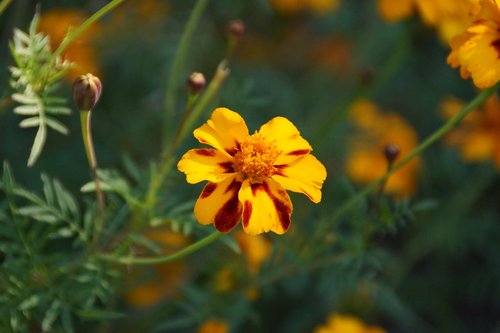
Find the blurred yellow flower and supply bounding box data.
[235,231,272,275]
[345,100,420,197]
[441,94,500,169]
[178,108,327,235]
[378,0,479,42]
[270,0,340,15]
[447,0,500,88]
[314,313,386,333]
[125,229,189,308]
[197,320,229,333]
[39,9,100,80]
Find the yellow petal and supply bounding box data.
[193,108,249,156]
[194,176,242,232]
[258,116,312,165]
[238,179,293,235]
[272,154,327,203]
[177,148,235,184]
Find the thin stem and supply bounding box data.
[52,0,125,59]
[80,111,105,222]
[314,85,497,239]
[163,0,209,134]
[144,62,230,214]
[98,231,223,265]
[0,0,12,16]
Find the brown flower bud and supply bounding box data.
[187,72,206,94]
[384,143,401,164]
[72,73,102,111]
[227,19,245,39]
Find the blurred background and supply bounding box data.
[1,0,499,332]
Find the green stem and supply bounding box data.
[0,0,12,16]
[163,0,209,134]
[144,61,230,214]
[52,0,125,59]
[80,111,105,232]
[98,231,222,265]
[314,85,497,239]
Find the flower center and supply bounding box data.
[233,132,280,181]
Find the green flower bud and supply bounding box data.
[72,73,102,111]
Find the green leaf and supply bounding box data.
[2,161,15,193]
[54,179,78,217]
[45,106,72,115]
[41,174,55,206]
[17,205,51,216]
[60,305,74,333]
[18,294,42,311]
[49,227,75,238]
[14,104,40,115]
[76,309,124,321]
[19,116,40,128]
[46,117,69,135]
[27,124,47,167]
[42,300,60,332]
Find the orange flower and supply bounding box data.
[235,231,272,275]
[345,100,420,197]
[178,108,327,235]
[441,94,500,168]
[39,9,100,80]
[447,0,500,88]
[314,313,386,333]
[125,229,189,308]
[197,320,229,333]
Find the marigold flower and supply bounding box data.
[39,9,100,80]
[447,0,500,88]
[314,314,386,333]
[197,320,228,333]
[178,108,327,235]
[345,100,420,197]
[441,94,500,169]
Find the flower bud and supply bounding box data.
[72,73,102,111]
[384,143,400,164]
[187,72,206,94]
[227,19,245,39]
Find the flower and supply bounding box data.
[314,314,386,333]
[125,229,189,308]
[197,320,228,333]
[72,74,102,111]
[441,94,500,169]
[39,9,100,80]
[447,0,500,88]
[235,231,272,275]
[269,0,340,15]
[345,100,420,197]
[378,0,479,42]
[178,108,327,235]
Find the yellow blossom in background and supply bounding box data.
[345,100,420,197]
[39,9,100,80]
[447,0,500,88]
[197,320,229,333]
[378,0,479,42]
[125,229,189,308]
[441,94,500,169]
[270,0,340,15]
[314,314,386,333]
[178,108,327,235]
[235,231,272,275]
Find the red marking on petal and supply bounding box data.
[225,178,242,194]
[272,196,291,231]
[200,183,217,198]
[197,137,209,144]
[242,200,252,227]
[219,161,235,173]
[287,149,310,156]
[195,149,216,157]
[214,193,242,232]
[250,182,264,196]
[491,38,500,58]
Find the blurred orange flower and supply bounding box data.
[235,231,272,275]
[197,320,229,333]
[39,9,100,80]
[441,94,500,169]
[345,100,421,197]
[447,0,500,88]
[125,229,190,308]
[314,313,386,333]
[378,0,479,42]
[270,0,340,15]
